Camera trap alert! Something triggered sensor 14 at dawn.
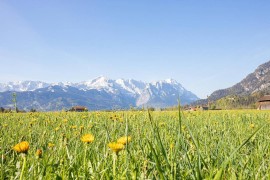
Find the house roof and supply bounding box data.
[72,106,87,110]
[258,95,270,102]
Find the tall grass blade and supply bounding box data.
[185,125,209,171]
[214,123,268,180]
[147,110,171,170]
[178,99,182,134]
[147,140,165,180]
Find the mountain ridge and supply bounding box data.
[192,60,270,108]
[208,60,270,101]
[0,77,199,111]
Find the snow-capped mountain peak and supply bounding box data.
[69,76,115,93]
[90,76,109,84]
[85,76,112,88]
[0,77,199,110]
[0,81,50,92]
[164,78,179,84]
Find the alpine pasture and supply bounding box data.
[1,110,270,179]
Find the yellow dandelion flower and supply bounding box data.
[63,119,68,123]
[117,136,131,145]
[55,127,60,131]
[81,134,94,143]
[36,149,42,158]
[71,125,77,129]
[250,123,255,129]
[48,143,55,148]
[13,141,29,154]
[108,142,124,154]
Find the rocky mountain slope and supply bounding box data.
[207,60,270,101]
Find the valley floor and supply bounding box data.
[1,110,270,179]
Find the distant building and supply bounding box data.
[70,106,88,112]
[258,95,270,110]
[188,107,197,111]
[200,106,209,111]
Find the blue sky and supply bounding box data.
[0,1,270,98]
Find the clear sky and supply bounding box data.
[0,1,270,98]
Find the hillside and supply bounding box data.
[208,60,270,101]
[194,60,270,109]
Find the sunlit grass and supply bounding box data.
[0,110,270,179]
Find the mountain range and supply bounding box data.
[3,60,270,111]
[0,77,199,111]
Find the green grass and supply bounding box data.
[0,110,270,179]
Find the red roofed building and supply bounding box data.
[70,106,88,112]
[258,95,270,110]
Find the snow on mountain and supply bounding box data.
[75,76,117,93]
[0,77,199,110]
[71,76,147,96]
[0,81,50,92]
[115,79,146,95]
[136,79,197,107]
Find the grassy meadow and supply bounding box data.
[1,110,270,179]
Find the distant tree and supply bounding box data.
[30,108,37,112]
[0,107,4,113]
[210,104,216,110]
[148,107,155,111]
